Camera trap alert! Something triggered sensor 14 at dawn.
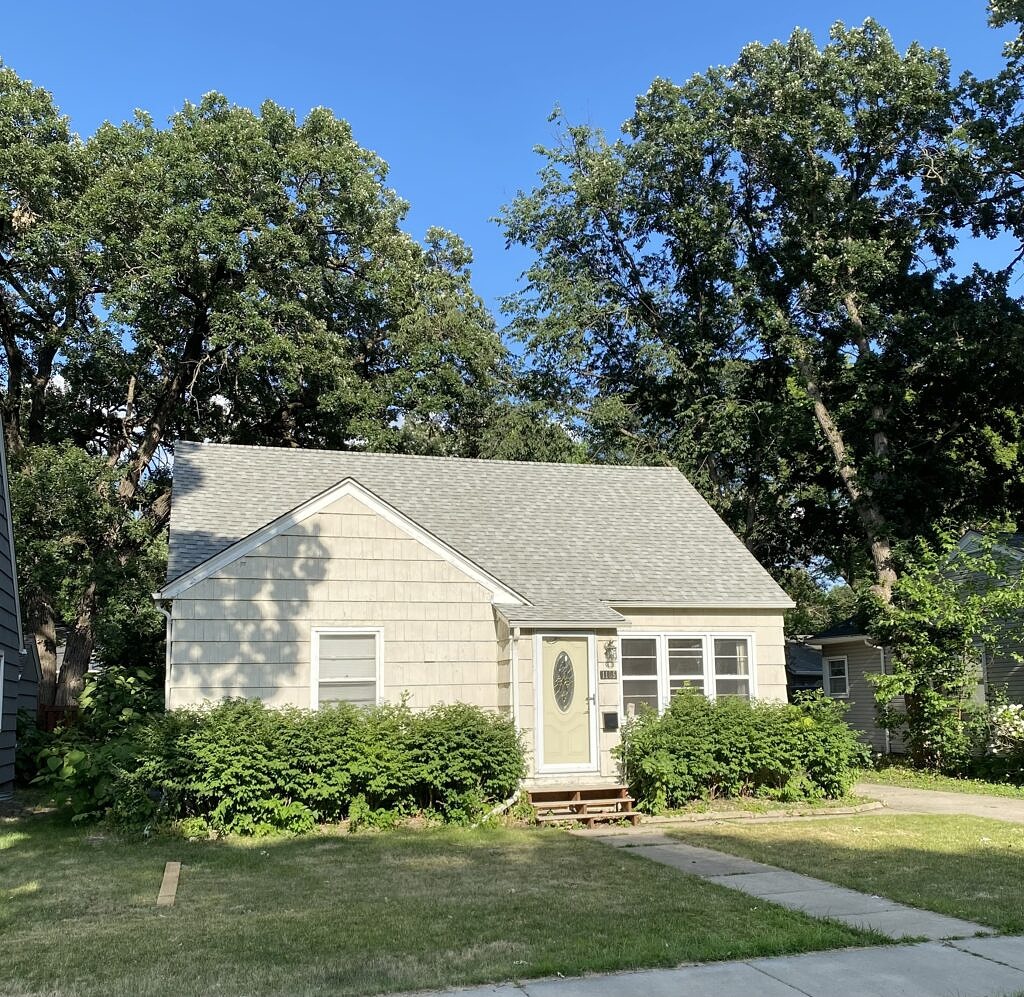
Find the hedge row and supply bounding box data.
[31,699,525,834]
[614,691,870,813]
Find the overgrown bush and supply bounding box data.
[615,691,869,814]
[30,699,525,834]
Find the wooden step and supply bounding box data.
[536,811,641,828]
[527,784,639,828]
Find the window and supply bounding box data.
[312,630,380,708]
[621,637,659,716]
[713,638,751,698]
[619,634,754,713]
[825,656,849,698]
[667,637,704,696]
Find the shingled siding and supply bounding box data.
[167,493,504,711]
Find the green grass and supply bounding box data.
[859,764,1024,800]
[0,810,884,997]
[669,814,1024,933]
[660,795,874,817]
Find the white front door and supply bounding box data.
[536,634,598,773]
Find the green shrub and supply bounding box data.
[614,691,869,814]
[35,698,525,834]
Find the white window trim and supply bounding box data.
[0,652,5,732]
[617,632,758,716]
[823,655,850,699]
[533,632,600,776]
[310,626,383,709]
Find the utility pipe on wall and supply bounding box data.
[510,625,521,730]
[154,599,172,709]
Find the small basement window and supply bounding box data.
[312,629,380,708]
[825,656,849,698]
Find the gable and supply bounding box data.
[156,478,527,605]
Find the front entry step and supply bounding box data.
[528,784,641,828]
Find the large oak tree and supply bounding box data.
[1,70,509,704]
[500,20,1024,599]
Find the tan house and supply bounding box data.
[156,442,793,786]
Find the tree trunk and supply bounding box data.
[34,609,58,707]
[794,354,896,601]
[54,583,96,707]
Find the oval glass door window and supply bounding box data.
[553,650,575,712]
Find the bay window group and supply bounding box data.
[620,633,754,716]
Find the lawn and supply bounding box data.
[0,811,883,997]
[859,764,1024,800]
[670,814,1024,933]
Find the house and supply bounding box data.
[809,535,1024,753]
[155,442,793,786]
[784,640,824,701]
[0,428,31,800]
[808,619,904,753]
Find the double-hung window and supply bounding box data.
[824,656,849,698]
[620,634,754,716]
[311,629,381,708]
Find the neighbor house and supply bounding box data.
[808,533,1024,753]
[156,442,793,786]
[0,428,32,799]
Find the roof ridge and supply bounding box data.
[175,440,683,474]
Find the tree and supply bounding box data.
[1,69,509,703]
[9,445,166,705]
[869,531,1024,771]
[500,21,1024,596]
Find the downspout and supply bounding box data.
[510,625,521,731]
[154,597,172,710]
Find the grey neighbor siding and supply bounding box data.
[988,641,1024,703]
[821,639,905,754]
[0,429,27,797]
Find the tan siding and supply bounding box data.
[168,493,503,712]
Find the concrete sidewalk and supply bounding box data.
[400,937,1024,997]
[856,781,1024,824]
[579,830,989,941]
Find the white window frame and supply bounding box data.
[0,652,5,732]
[618,633,758,716]
[533,632,600,776]
[310,627,383,709]
[823,655,849,699]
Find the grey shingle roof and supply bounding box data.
[165,442,792,623]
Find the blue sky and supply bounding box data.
[1,2,1015,317]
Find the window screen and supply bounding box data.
[621,637,659,715]
[667,637,704,697]
[712,637,751,699]
[316,633,378,707]
[827,657,849,698]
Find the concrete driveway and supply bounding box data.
[856,782,1024,823]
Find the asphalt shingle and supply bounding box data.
[165,442,791,623]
